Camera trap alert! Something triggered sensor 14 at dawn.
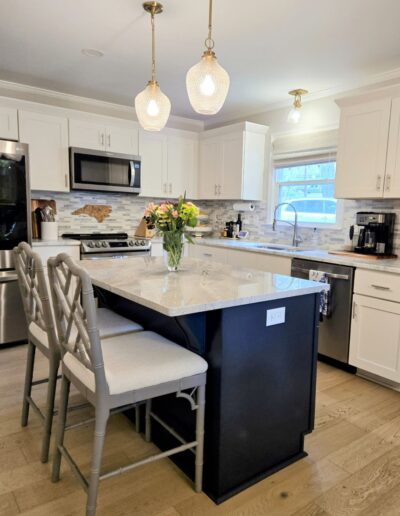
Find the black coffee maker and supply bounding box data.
[352,212,395,256]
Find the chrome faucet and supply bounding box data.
[272,202,302,247]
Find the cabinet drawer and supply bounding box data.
[354,269,400,302]
[189,245,226,263]
[32,245,80,265]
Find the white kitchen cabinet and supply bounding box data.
[350,293,400,382]
[384,96,400,198]
[139,129,198,199]
[0,106,18,140]
[19,110,69,192]
[198,122,268,201]
[189,244,227,263]
[32,241,80,264]
[69,117,139,155]
[335,98,391,199]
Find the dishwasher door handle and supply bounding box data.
[291,267,350,281]
[0,273,18,283]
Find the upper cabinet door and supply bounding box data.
[335,99,391,199]
[106,122,139,155]
[384,96,400,198]
[198,137,222,199]
[138,131,167,198]
[19,110,69,192]
[69,119,105,150]
[242,130,267,201]
[220,133,244,199]
[0,106,18,140]
[167,135,198,199]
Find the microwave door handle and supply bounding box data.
[129,162,135,187]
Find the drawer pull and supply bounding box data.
[370,284,391,291]
[203,253,212,257]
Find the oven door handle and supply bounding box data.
[0,272,18,283]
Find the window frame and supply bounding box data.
[272,154,343,230]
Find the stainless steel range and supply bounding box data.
[62,232,151,260]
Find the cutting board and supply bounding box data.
[329,250,398,260]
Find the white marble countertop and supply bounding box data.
[195,238,400,274]
[82,257,327,317]
[32,238,81,247]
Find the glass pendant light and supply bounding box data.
[186,0,230,115]
[135,2,171,131]
[287,89,308,124]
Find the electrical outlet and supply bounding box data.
[266,307,286,326]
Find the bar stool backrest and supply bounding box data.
[48,253,108,395]
[13,242,58,354]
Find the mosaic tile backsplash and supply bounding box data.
[35,191,400,253]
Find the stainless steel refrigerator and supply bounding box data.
[0,140,30,345]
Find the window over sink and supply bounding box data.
[273,155,342,228]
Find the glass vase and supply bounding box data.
[163,231,184,272]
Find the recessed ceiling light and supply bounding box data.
[81,48,104,58]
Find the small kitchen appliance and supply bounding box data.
[351,212,395,256]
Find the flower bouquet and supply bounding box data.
[145,197,199,271]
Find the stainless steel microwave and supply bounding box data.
[70,147,141,194]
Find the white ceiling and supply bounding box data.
[1,0,400,122]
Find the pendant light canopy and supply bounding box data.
[186,0,230,115]
[287,89,308,124]
[135,2,171,131]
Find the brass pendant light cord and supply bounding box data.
[151,9,156,82]
[205,0,215,50]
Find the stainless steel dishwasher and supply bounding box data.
[291,258,355,365]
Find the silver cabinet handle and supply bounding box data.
[218,184,222,195]
[370,284,391,291]
[107,134,111,147]
[385,174,391,191]
[101,133,105,147]
[214,184,218,195]
[352,301,357,319]
[163,183,167,193]
[376,175,382,191]
[203,253,212,257]
[169,183,172,194]
[65,174,68,187]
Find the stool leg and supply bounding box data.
[145,400,152,442]
[51,375,70,482]
[135,406,140,433]
[195,384,206,493]
[86,407,109,516]
[41,355,59,463]
[21,341,36,427]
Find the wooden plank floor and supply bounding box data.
[1,345,400,515]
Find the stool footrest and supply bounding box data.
[150,411,195,455]
[26,396,45,421]
[58,444,89,492]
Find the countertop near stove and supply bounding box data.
[32,238,81,247]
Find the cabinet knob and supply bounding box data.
[376,175,382,191]
[385,175,391,191]
[101,133,105,146]
[107,134,111,147]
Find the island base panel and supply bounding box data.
[96,288,319,503]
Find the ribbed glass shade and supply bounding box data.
[287,107,301,124]
[135,81,171,131]
[186,52,230,115]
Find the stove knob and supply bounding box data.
[134,240,140,246]
[102,241,108,248]
[95,242,102,248]
[140,240,146,246]
[128,240,135,247]
[88,241,95,248]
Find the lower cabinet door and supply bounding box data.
[349,294,400,382]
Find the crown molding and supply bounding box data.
[0,79,205,132]
[206,66,400,127]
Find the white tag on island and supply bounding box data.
[266,307,286,327]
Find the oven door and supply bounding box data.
[81,251,150,260]
[70,147,141,194]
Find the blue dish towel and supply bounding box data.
[309,270,331,318]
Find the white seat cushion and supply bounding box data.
[96,308,143,338]
[63,331,208,395]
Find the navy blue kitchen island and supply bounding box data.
[84,257,324,503]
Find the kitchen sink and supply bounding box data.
[250,243,305,252]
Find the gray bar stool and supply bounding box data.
[13,242,144,463]
[48,253,207,516]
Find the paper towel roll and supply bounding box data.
[232,203,255,212]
